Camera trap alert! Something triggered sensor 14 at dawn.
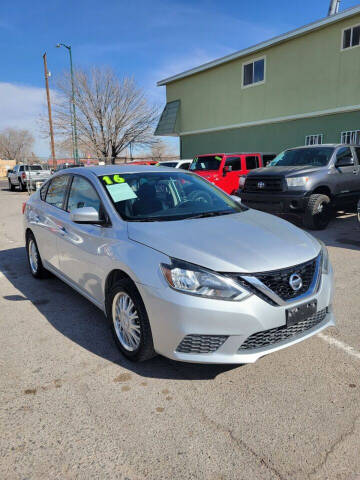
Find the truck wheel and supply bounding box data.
[8,180,15,191]
[304,194,332,230]
[19,179,26,191]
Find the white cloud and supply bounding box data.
[0,82,50,157]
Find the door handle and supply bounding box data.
[353,170,358,174]
[57,225,67,235]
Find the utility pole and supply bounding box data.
[43,52,56,169]
[56,43,79,164]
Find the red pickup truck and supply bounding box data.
[189,153,275,195]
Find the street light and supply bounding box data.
[56,43,79,165]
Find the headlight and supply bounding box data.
[160,259,250,301]
[239,175,246,188]
[286,176,309,188]
[318,240,330,274]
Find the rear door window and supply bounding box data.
[45,175,70,209]
[245,156,259,170]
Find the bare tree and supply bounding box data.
[52,68,159,164]
[0,128,34,162]
[150,140,177,161]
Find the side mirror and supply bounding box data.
[7,170,13,174]
[223,165,232,176]
[70,207,103,224]
[336,156,354,168]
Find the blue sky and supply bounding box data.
[0,0,359,156]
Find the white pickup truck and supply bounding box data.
[8,164,52,191]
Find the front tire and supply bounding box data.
[26,232,47,278]
[303,194,332,230]
[9,180,15,191]
[107,279,156,362]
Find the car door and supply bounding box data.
[32,174,71,271]
[56,174,110,304]
[219,156,241,193]
[334,147,360,204]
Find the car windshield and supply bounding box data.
[269,147,334,167]
[189,155,223,171]
[99,171,246,222]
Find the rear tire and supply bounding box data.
[8,180,15,191]
[303,194,332,230]
[26,232,48,278]
[19,179,26,191]
[106,278,156,362]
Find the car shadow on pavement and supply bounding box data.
[0,247,239,381]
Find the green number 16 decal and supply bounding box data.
[101,175,125,185]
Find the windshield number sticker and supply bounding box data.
[102,175,125,185]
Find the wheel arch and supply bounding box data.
[104,269,140,312]
[311,185,332,199]
[25,227,34,241]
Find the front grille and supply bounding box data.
[238,308,327,351]
[244,176,284,192]
[246,256,318,302]
[176,335,228,354]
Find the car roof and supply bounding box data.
[196,152,268,156]
[290,144,357,149]
[52,164,182,178]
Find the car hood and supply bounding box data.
[249,166,325,177]
[127,209,320,273]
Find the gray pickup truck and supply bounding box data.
[239,144,360,230]
[8,164,52,192]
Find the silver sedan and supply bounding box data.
[23,165,335,363]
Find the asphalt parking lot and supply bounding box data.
[1,179,360,480]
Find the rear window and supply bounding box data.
[24,165,43,171]
[190,155,223,171]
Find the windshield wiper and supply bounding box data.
[185,210,235,219]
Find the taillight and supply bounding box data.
[22,202,27,214]
[21,172,26,179]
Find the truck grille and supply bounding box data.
[244,176,284,192]
[238,308,327,351]
[176,335,228,354]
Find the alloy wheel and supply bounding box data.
[28,239,39,274]
[112,292,141,351]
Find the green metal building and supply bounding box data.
[156,5,360,159]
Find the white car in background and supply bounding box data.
[156,159,192,170]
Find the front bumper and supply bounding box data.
[239,190,309,214]
[137,266,334,364]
